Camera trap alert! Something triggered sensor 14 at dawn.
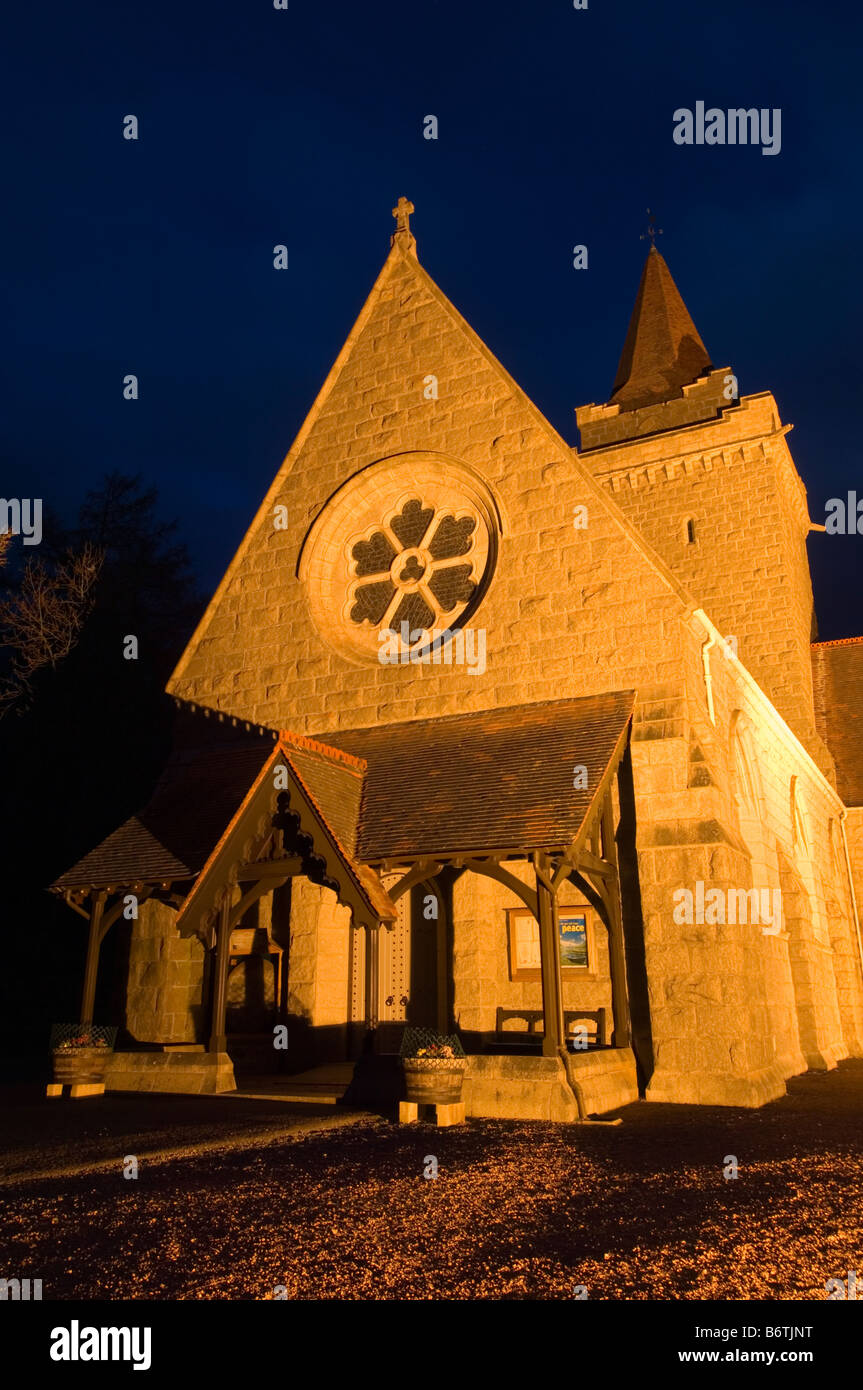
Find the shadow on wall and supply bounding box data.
[617,744,653,1091]
[226,952,277,1034]
[251,1018,354,1073]
[777,848,842,1071]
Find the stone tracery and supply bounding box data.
[348,497,478,634]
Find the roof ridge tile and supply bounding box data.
[279,730,368,773]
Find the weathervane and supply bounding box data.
[640,208,663,247]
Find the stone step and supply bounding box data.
[231,1064,355,1105]
[231,1086,345,1105]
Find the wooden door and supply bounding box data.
[374,881,443,1050]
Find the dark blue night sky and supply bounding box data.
[4,0,861,634]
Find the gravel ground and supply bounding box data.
[1,1063,861,1300]
[0,1085,359,1183]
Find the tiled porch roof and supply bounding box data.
[322,690,635,861]
[53,690,635,891]
[52,742,274,890]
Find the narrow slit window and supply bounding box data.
[685,518,696,544]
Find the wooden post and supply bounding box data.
[208,894,232,1053]
[601,791,630,1048]
[365,922,380,1032]
[534,854,565,1059]
[80,891,107,1025]
[433,881,448,1035]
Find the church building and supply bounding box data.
[53,199,863,1118]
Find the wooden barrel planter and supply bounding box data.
[52,1047,111,1087]
[49,1025,117,1093]
[402,1058,468,1106]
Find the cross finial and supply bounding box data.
[640,208,663,247]
[392,196,415,237]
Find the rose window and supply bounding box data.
[297,454,499,664]
[348,498,478,634]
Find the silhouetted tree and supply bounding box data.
[0,474,204,1067]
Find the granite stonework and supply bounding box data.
[73,215,863,1114]
[125,900,206,1046]
[451,860,613,1041]
[106,1050,235,1094]
[462,1049,639,1121]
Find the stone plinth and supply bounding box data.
[463,1050,638,1121]
[563,1046,639,1114]
[106,1050,235,1095]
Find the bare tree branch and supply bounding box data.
[0,543,103,715]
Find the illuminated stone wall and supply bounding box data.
[582,391,830,774]
[125,899,205,1046]
[166,239,696,734]
[154,234,863,1108]
[450,861,613,1040]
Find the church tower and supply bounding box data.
[576,243,832,775]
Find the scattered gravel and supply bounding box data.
[1,1063,861,1300]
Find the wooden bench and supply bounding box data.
[493,1007,607,1050]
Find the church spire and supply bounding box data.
[609,244,712,410]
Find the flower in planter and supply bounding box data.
[400,1027,466,1061]
[51,1024,116,1051]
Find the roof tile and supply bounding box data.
[322,691,635,860]
[54,692,635,890]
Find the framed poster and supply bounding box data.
[558,912,589,968]
[506,907,591,980]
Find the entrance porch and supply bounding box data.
[52,693,641,1119]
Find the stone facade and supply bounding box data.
[580,392,828,769]
[450,861,613,1037]
[115,214,863,1112]
[285,878,357,1065]
[629,606,862,1104]
[125,900,205,1045]
[168,240,693,733]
